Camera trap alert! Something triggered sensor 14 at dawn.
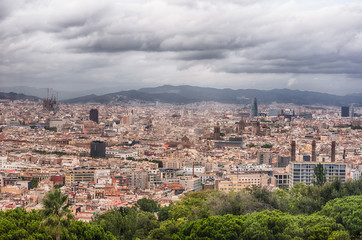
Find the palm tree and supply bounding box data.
[41,189,73,240]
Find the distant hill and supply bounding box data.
[0,86,124,100]
[0,92,41,101]
[63,85,362,106]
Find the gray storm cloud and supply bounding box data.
[0,0,362,95]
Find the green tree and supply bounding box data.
[313,163,327,187]
[169,191,211,221]
[92,208,125,240]
[134,211,159,239]
[41,190,73,240]
[176,214,245,240]
[319,195,362,239]
[136,198,160,213]
[206,190,277,216]
[206,191,244,216]
[247,185,281,210]
[327,230,351,240]
[175,210,349,240]
[148,218,187,240]
[287,183,322,214]
[0,208,51,239]
[92,207,159,240]
[0,208,115,240]
[158,205,172,221]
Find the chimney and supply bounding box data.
[312,140,316,162]
[291,141,296,162]
[192,162,194,177]
[331,141,336,162]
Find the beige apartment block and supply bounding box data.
[217,177,251,193]
[65,168,95,184]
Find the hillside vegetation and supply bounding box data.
[0,179,361,240]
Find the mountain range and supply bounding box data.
[63,85,362,106]
[0,86,123,100]
[1,85,361,106]
[0,92,41,101]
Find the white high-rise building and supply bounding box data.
[289,162,346,188]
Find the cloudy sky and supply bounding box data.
[1,0,362,95]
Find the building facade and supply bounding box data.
[90,141,106,158]
[289,162,346,187]
[89,109,99,123]
[217,177,251,193]
[341,106,349,117]
[65,168,95,184]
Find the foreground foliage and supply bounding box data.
[42,190,73,240]
[175,211,349,240]
[319,195,362,239]
[0,208,115,240]
[0,179,361,240]
[92,207,160,240]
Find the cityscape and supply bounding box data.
[1,0,362,239]
[0,93,361,238]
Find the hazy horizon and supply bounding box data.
[2,84,362,103]
[1,0,362,95]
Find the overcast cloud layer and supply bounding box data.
[1,0,362,95]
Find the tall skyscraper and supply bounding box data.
[90,141,106,158]
[341,106,349,117]
[251,97,258,117]
[90,109,99,123]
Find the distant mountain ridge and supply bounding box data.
[0,92,41,101]
[0,86,124,100]
[63,85,362,106]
